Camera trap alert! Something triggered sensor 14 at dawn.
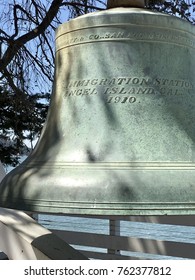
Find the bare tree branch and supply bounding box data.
[60,1,104,11]
[1,0,63,70]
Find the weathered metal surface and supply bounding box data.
[0,161,5,182]
[0,7,195,215]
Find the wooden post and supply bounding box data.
[108,218,120,255]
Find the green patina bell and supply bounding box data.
[0,0,195,215]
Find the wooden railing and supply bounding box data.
[40,214,195,260]
[1,210,195,260]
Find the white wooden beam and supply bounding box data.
[0,207,87,260]
[53,229,195,259]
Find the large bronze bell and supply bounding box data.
[0,0,195,215]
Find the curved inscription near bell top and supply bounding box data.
[56,25,195,51]
[63,76,194,104]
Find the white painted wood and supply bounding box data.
[52,229,195,259]
[2,208,194,260]
[79,250,141,260]
[46,214,195,259]
[0,221,49,259]
[108,219,120,255]
[0,208,87,260]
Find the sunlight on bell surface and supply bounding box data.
[0,2,195,215]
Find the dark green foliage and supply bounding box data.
[0,87,49,166]
[148,0,194,23]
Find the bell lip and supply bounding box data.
[1,164,195,215]
[1,198,195,215]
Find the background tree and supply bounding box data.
[0,0,194,167]
[0,0,105,167]
[147,0,194,22]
